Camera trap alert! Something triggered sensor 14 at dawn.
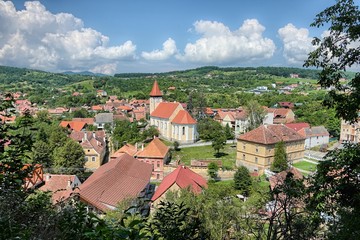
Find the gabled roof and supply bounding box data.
[269,167,303,190]
[95,113,113,123]
[111,144,138,158]
[59,121,87,132]
[149,80,162,97]
[238,124,305,145]
[136,138,170,159]
[300,126,330,138]
[72,118,95,125]
[267,108,292,117]
[79,153,152,212]
[150,102,180,119]
[151,166,207,202]
[39,174,79,204]
[285,122,310,132]
[171,110,197,125]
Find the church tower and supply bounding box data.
[149,80,163,114]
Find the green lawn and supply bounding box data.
[293,161,317,172]
[172,144,237,169]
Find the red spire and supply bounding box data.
[149,80,162,97]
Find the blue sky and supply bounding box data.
[0,0,341,74]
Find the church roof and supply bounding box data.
[150,102,180,119]
[171,110,197,125]
[149,80,162,97]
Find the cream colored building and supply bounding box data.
[236,124,305,173]
[340,119,360,143]
[149,81,198,144]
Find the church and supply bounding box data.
[149,80,198,144]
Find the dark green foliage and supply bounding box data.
[142,125,159,140]
[233,166,252,196]
[197,117,223,141]
[53,139,85,174]
[207,162,219,180]
[212,134,227,155]
[112,120,143,149]
[245,100,266,132]
[304,0,360,123]
[173,141,180,151]
[224,123,234,140]
[148,201,202,240]
[31,140,53,168]
[271,141,288,173]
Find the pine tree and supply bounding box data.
[271,141,288,173]
[234,166,252,196]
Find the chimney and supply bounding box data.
[135,142,138,151]
[83,132,87,142]
[142,144,144,151]
[92,131,96,139]
[67,179,72,189]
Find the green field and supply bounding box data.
[293,160,317,172]
[172,144,237,169]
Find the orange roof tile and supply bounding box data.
[111,144,138,158]
[151,166,207,202]
[285,122,310,132]
[136,138,170,159]
[150,102,180,119]
[72,118,95,125]
[238,124,305,145]
[149,80,162,97]
[171,110,197,125]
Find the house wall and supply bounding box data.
[152,183,180,206]
[84,148,103,171]
[138,157,164,180]
[340,119,360,143]
[236,139,305,173]
[171,124,197,144]
[305,135,329,149]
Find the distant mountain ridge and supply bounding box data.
[61,71,108,77]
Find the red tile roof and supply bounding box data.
[151,166,207,202]
[72,118,95,125]
[171,110,197,125]
[150,102,180,119]
[111,144,138,158]
[39,174,79,204]
[285,122,310,132]
[79,153,152,212]
[136,138,170,159]
[149,80,162,97]
[59,121,87,132]
[269,167,303,190]
[238,124,305,145]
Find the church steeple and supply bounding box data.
[149,80,163,114]
[149,80,162,97]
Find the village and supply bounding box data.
[0,77,355,217]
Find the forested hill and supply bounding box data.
[114,66,322,79]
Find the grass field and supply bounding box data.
[293,160,317,172]
[172,144,237,169]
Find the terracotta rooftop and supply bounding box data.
[269,167,303,190]
[238,124,305,145]
[149,80,162,97]
[136,138,170,159]
[79,153,152,212]
[151,165,207,202]
[171,110,197,125]
[72,118,95,125]
[150,102,180,119]
[59,121,87,132]
[111,143,138,159]
[285,122,310,132]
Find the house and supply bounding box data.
[94,112,113,130]
[39,174,81,204]
[135,138,170,180]
[59,120,87,132]
[340,118,360,143]
[286,123,329,149]
[149,81,198,144]
[91,105,103,112]
[111,138,170,180]
[72,118,95,125]
[151,165,207,206]
[267,108,295,124]
[214,110,236,128]
[96,89,107,97]
[79,153,152,212]
[70,131,106,171]
[269,167,303,190]
[278,102,294,109]
[236,124,305,173]
[234,109,274,137]
[48,107,68,116]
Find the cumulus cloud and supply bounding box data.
[278,23,315,64]
[177,19,276,64]
[91,63,117,75]
[141,38,177,61]
[0,1,136,73]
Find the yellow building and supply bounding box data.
[149,81,198,144]
[340,119,360,143]
[70,131,107,171]
[236,124,305,173]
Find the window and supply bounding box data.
[182,127,185,135]
[255,157,258,164]
[157,161,160,168]
[267,158,270,165]
[255,145,259,153]
[85,156,88,162]
[92,156,96,162]
[243,154,245,160]
[156,174,160,180]
[243,143,246,150]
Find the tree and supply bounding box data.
[53,139,85,174]
[207,162,219,180]
[142,125,159,140]
[304,0,360,123]
[245,100,266,132]
[173,141,180,151]
[31,140,53,168]
[212,134,226,156]
[224,123,234,140]
[271,141,288,172]
[234,166,252,196]
[197,118,223,141]
[36,110,51,123]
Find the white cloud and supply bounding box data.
[91,63,117,75]
[278,23,315,64]
[141,38,177,61]
[177,19,276,64]
[0,1,136,72]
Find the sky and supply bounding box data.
[0,0,348,75]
